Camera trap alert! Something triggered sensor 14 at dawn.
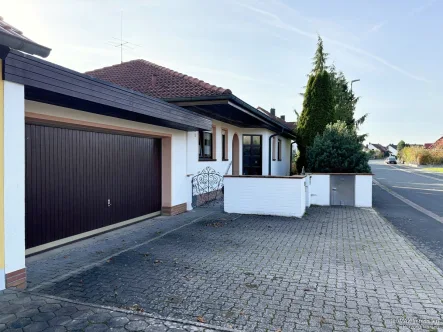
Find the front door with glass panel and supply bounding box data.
[242,135,262,175]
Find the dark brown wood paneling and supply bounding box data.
[25,124,161,249]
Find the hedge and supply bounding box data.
[399,147,443,165]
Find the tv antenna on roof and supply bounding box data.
[107,12,140,63]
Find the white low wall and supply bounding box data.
[224,176,306,217]
[309,174,373,207]
[355,175,372,207]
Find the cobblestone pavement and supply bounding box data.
[4,207,443,331]
[26,208,218,288]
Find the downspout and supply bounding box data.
[268,127,285,175]
[290,141,297,175]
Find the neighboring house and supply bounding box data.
[367,143,388,155]
[433,137,443,149]
[426,136,443,149]
[86,60,296,179]
[0,19,296,290]
[387,144,398,156]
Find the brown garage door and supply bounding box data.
[25,124,162,249]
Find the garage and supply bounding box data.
[1,49,211,289]
[25,124,162,249]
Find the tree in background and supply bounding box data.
[296,70,334,172]
[398,140,406,151]
[329,65,368,130]
[296,36,334,172]
[307,121,371,173]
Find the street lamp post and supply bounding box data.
[351,79,360,93]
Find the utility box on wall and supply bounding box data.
[330,175,356,206]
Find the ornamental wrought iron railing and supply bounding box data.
[191,166,224,208]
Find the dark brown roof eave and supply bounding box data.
[164,94,297,139]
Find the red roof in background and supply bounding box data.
[432,137,443,149]
[86,60,232,99]
[424,143,433,149]
[0,16,33,43]
[257,106,296,129]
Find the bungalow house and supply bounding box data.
[0,19,295,289]
[85,60,296,178]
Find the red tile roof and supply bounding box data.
[0,16,33,43]
[86,60,232,99]
[431,137,443,149]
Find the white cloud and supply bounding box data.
[369,21,386,33]
[186,65,285,87]
[238,3,431,83]
[408,0,437,16]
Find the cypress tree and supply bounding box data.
[311,35,328,74]
[296,70,334,172]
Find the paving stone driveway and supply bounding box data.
[3,207,443,331]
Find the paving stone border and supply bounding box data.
[0,289,239,332]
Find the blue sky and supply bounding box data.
[4,0,442,145]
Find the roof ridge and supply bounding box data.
[137,59,232,95]
[86,59,232,95]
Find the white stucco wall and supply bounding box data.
[4,82,25,275]
[270,136,291,176]
[355,175,373,207]
[185,122,292,207]
[224,177,306,217]
[309,174,331,206]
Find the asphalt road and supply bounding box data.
[371,160,443,270]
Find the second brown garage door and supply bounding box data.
[25,124,162,249]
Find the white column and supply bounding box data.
[186,131,199,210]
[4,81,25,276]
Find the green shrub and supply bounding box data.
[307,121,370,173]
